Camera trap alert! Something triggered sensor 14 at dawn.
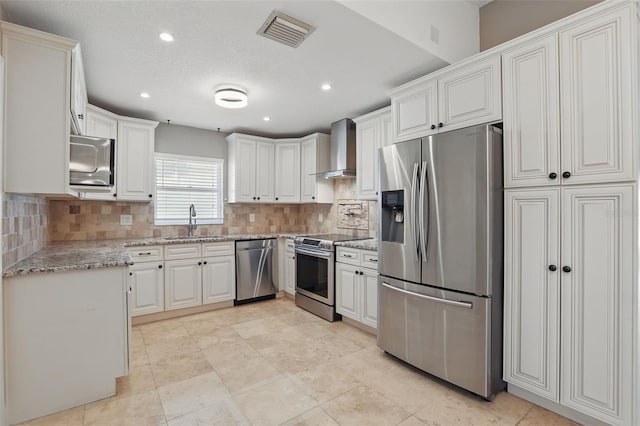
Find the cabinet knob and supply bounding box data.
[148,194,153,198]
[253,197,256,200]
[562,171,571,179]
[158,264,163,269]
[438,122,443,128]
[257,197,260,200]
[78,114,84,120]
[360,271,364,275]
[548,172,557,180]
[113,193,117,197]
[548,265,557,271]
[312,196,315,200]
[203,261,207,265]
[354,270,358,275]
[198,261,202,266]
[430,124,436,130]
[275,197,279,201]
[562,266,572,273]
[129,272,133,276]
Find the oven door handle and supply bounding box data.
[295,247,333,259]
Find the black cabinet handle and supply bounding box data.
[312,196,315,200]
[158,264,163,269]
[562,266,572,273]
[148,194,153,198]
[354,270,358,275]
[257,197,260,200]
[204,261,207,265]
[129,272,133,276]
[360,271,364,275]
[548,173,557,180]
[548,265,557,271]
[78,114,84,120]
[562,171,571,179]
[198,261,202,266]
[253,197,256,200]
[375,191,378,196]
[113,193,117,197]
[275,197,279,201]
[438,122,443,128]
[430,124,436,130]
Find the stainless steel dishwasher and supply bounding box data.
[235,238,277,304]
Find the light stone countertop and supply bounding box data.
[3,233,375,277]
[334,238,378,251]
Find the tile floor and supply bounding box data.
[21,298,578,426]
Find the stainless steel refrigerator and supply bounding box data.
[377,123,505,399]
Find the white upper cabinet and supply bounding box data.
[274,141,301,203]
[1,21,78,195]
[559,6,635,185]
[116,117,157,201]
[227,134,276,203]
[391,79,438,142]
[255,141,275,202]
[560,185,633,425]
[502,35,560,188]
[300,134,333,203]
[228,135,258,203]
[437,55,502,131]
[504,189,560,402]
[70,45,87,136]
[389,54,501,143]
[355,106,392,200]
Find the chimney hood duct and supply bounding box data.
[318,118,356,179]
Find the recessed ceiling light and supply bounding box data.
[214,88,248,109]
[263,116,271,122]
[159,32,174,42]
[140,92,150,98]
[321,83,332,91]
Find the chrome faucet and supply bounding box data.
[188,204,197,237]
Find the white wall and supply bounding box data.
[336,0,480,64]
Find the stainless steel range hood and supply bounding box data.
[318,118,356,178]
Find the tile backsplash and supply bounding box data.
[2,194,48,267]
[39,180,377,244]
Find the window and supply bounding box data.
[155,153,224,225]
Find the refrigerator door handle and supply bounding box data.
[419,160,429,262]
[381,282,473,309]
[411,162,420,261]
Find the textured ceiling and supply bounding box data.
[1,1,455,137]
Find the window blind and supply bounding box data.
[155,154,224,225]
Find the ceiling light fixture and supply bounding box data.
[159,32,174,42]
[214,88,248,109]
[263,116,271,122]
[322,83,332,91]
[140,92,150,98]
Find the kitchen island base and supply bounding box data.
[4,267,128,425]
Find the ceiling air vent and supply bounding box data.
[257,11,315,48]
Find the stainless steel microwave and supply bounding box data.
[69,135,115,190]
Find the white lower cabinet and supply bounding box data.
[164,259,203,310]
[284,241,296,295]
[504,184,634,425]
[129,262,165,316]
[164,242,237,310]
[202,255,235,304]
[335,248,378,329]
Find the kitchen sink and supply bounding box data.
[163,236,229,241]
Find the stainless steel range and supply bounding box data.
[294,234,369,321]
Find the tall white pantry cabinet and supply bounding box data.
[501,2,638,425]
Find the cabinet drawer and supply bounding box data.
[164,243,202,260]
[127,246,163,263]
[336,247,361,266]
[202,241,234,257]
[361,252,379,270]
